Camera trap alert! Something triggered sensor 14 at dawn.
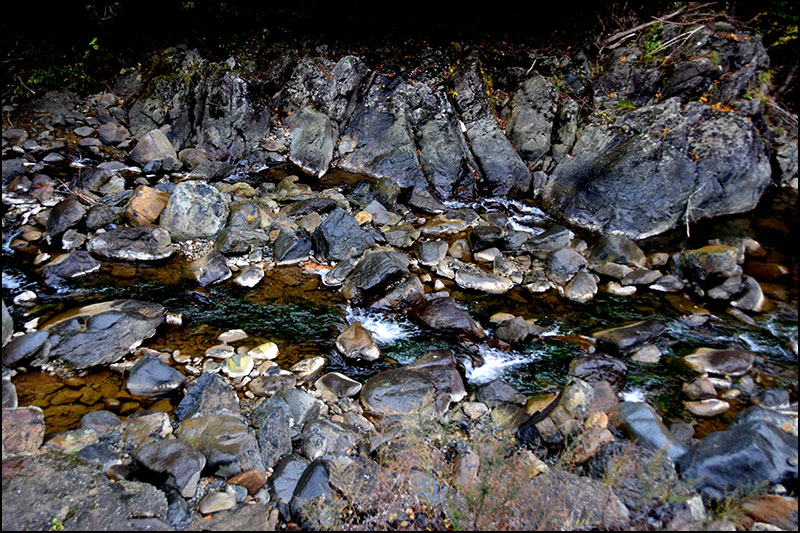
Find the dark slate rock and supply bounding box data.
[290,459,336,529]
[126,353,186,397]
[524,225,572,258]
[46,198,87,242]
[273,229,312,265]
[453,58,531,196]
[406,349,468,415]
[569,353,628,390]
[408,296,486,339]
[133,438,206,498]
[281,197,337,217]
[593,319,666,356]
[176,413,264,477]
[214,226,270,254]
[341,251,409,304]
[256,397,293,469]
[174,373,240,424]
[416,240,448,265]
[312,207,375,262]
[85,204,124,230]
[407,186,447,214]
[44,300,164,369]
[87,227,174,261]
[546,246,587,285]
[41,251,101,287]
[407,81,480,201]
[75,441,122,470]
[300,418,360,460]
[160,180,229,241]
[370,276,426,311]
[677,245,740,283]
[288,107,338,178]
[272,453,311,507]
[475,379,527,407]
[79,410,121,439]
[494,316,538,346]
[2,330,50,367]
[360,368,436,417]
[190,251,231,287]
[614,401,689,464]
[469,225,505,251]
[506,73,558,163]
[336,75,427,190]
[677,407,798,501]
[588,234,647,267]
[542,98,771,239]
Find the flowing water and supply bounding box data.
[3,169,797,436]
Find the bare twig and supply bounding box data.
[56,178,97,206]
[685,185,704,239]
[602,6,686,48]
[16,75,35,95]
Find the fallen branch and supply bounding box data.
[16,75,35,96]
[684,184,704,239]
[56,178,97,206]
[602,6,686,48]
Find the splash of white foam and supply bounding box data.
[464,345,534,385]
[621,388,647,403]
[344,306,418,345]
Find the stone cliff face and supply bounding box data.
[37,18,795,241]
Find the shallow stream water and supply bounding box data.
[3,169,797,437]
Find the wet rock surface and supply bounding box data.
[2,10,797,532]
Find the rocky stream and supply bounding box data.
[2,11,798,531]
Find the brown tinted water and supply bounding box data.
[4,178,797,436]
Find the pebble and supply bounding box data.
[205,344,235,359]
[684,399,730,417]
[248,341,279,360]
[290,356,326,379]
[199,491,237,514]
[218,329,248,343]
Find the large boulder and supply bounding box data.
[288,106,338,178]
[133,438,206,498]
[341,251,409,304]
[407,81,480,200]
[129,51,269,160]
[312,207,374,262]
[174,372,240,423]
[41,300,165,369]
[160,180,229,241]
[678,407,798,501]
[542,98,771,239]
[176,413,264,477]
[336,75,427,190]
[453,58,531,196]
[408,295,486,339]
[87,226,174,261]
[612,401,689,463]
[129,129,180,171]
[506,73,558,164]
[360,350,465,417]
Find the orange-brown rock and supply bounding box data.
[126,185,170,226]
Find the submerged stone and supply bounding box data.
[127,353,186,396]
[683,347,755,376]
